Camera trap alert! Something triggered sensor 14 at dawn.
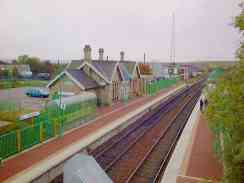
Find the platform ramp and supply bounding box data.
[64,153,113,183]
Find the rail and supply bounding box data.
[91,81,203,182]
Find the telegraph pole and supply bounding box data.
[170,13,176,64]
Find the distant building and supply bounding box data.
[0,64,32,78]
[150,63,171,79]
[178,64,192,80]
[16,65,32,78]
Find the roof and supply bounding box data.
[49,92,97,107]
[64,154,113,183]
[90,60,118,81]
[120,61,136,75]
[68,60,118,82]
[119,63,132,81]
[138,63,152,75]
[66,69,100,90]
[208,68,224,81]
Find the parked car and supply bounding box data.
[37,73,51,80]
[26,88,49,98]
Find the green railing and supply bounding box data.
[0,131,18,159]
[146,79,177,96]
[0,99,97,160]
[20,124,40,151]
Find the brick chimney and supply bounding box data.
[83,45,92,63]
[98,48,104,61]
[120,51,124,61]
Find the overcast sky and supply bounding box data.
[0,0,241,62]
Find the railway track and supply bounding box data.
[89,86,190,158]
[125,90,200,183]
[90,88,192,156]
[91,81,203,183]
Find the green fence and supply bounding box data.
[0,131,18,159]
[20,124,40,151]
[146,79,177,96]
[0,98,97,160]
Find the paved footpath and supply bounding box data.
[0,84,184,183]
[177,114,223,183]
[162,97,222,183]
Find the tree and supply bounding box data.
[12,66,18,80]
[16,55,65,78]
[17,55,42,75]
[44,61,54,77]
[206,3,244,183]
[3,69,10,79]
[17,55,29,64]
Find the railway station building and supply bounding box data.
[47,45,142,105]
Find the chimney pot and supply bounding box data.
[120,51,124,61]
[83,44,92,62]
[98,48,104,61]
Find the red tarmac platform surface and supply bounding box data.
[177,115,223,183]
[0,85,179,182]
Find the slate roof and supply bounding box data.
[119,63,132,81]
[120,61,136,76]
[91,60,118,81]
[66,69,100,90]
[67,60,118,82]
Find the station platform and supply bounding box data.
[0,84,185,183]
[162,98,223,183]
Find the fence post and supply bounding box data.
[60,109,64,137]
[40,122,43,142]
[54,121,58,136]
[16,129,21,152]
